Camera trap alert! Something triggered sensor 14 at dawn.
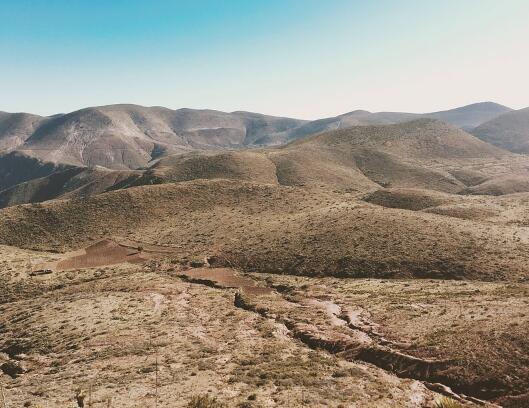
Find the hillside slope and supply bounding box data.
[13,105,306,169]
[0,167,138,207]
[423,101,512,130]
[0,152,75,191]
[141,120,517,193]
[114,120,489,194]
[1,102,510,170]
[471,107,529,153]
[3,118,528,208]
[259,102,512,145]
[0,112,47,152]
[268,119,520,193]
[0,179,528,282]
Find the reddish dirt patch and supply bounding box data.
[57,239,145,270]
[178,267,272,295]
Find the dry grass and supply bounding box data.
[186,394,227,408]
[1,179,529,282]
[0,257,444,407]
[434,396,465,408]
[2,118,529,407]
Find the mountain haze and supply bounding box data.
[0,102,511,171]
[3,118,529,208]
[423,101,512,130]
[246,102,512,145]
[471,107,529,153]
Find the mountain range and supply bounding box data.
[0,101,513,167]
[0,101,528,208]
[2,100,529,407]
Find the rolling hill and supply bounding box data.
[0,152,74,191]
[256,102,511,145]
[0,111,47,152]
[1,119,529,282]
[15,105,307,169]
[471,107,529,153]
[140,119,521,194]
[3,118,528,208]
[0,166,138,208]
[0,102,511,171]
[1,103,528,408]
[423,101,512,130]
[0,179,528,283]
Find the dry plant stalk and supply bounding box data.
[155,346,159,408]
[88,384,93,408]
[0,383,7,408]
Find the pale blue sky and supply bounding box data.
[1,0,528,118]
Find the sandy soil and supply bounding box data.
[0,249,451,407]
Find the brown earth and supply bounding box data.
[0,179,528,282]
[4,116,529,211]
[1,115,529,407]
[56,239,146,270]
[471,107,529,153]
[0,248,454,407]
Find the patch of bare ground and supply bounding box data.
[0,252,446,407]
[1,118,529,407]
[56,239,146,270]
[246,273,529,406]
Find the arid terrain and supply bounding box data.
[1,103,529,407]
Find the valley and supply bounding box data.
[1,102,528,407]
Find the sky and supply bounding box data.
[1,0,528,119]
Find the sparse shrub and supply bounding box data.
[434,396,464,408]
[75,388,86,407]
[186,394,227,408]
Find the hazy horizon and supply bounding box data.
[0,100,519,121]
[1,0,528,119]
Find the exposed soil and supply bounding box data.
[1,118,529,407]
[0,249,448,407]
[56,239,146,270]
[179,267,273,295]
[178,267,502,406]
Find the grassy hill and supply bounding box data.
[0,179,528,282]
